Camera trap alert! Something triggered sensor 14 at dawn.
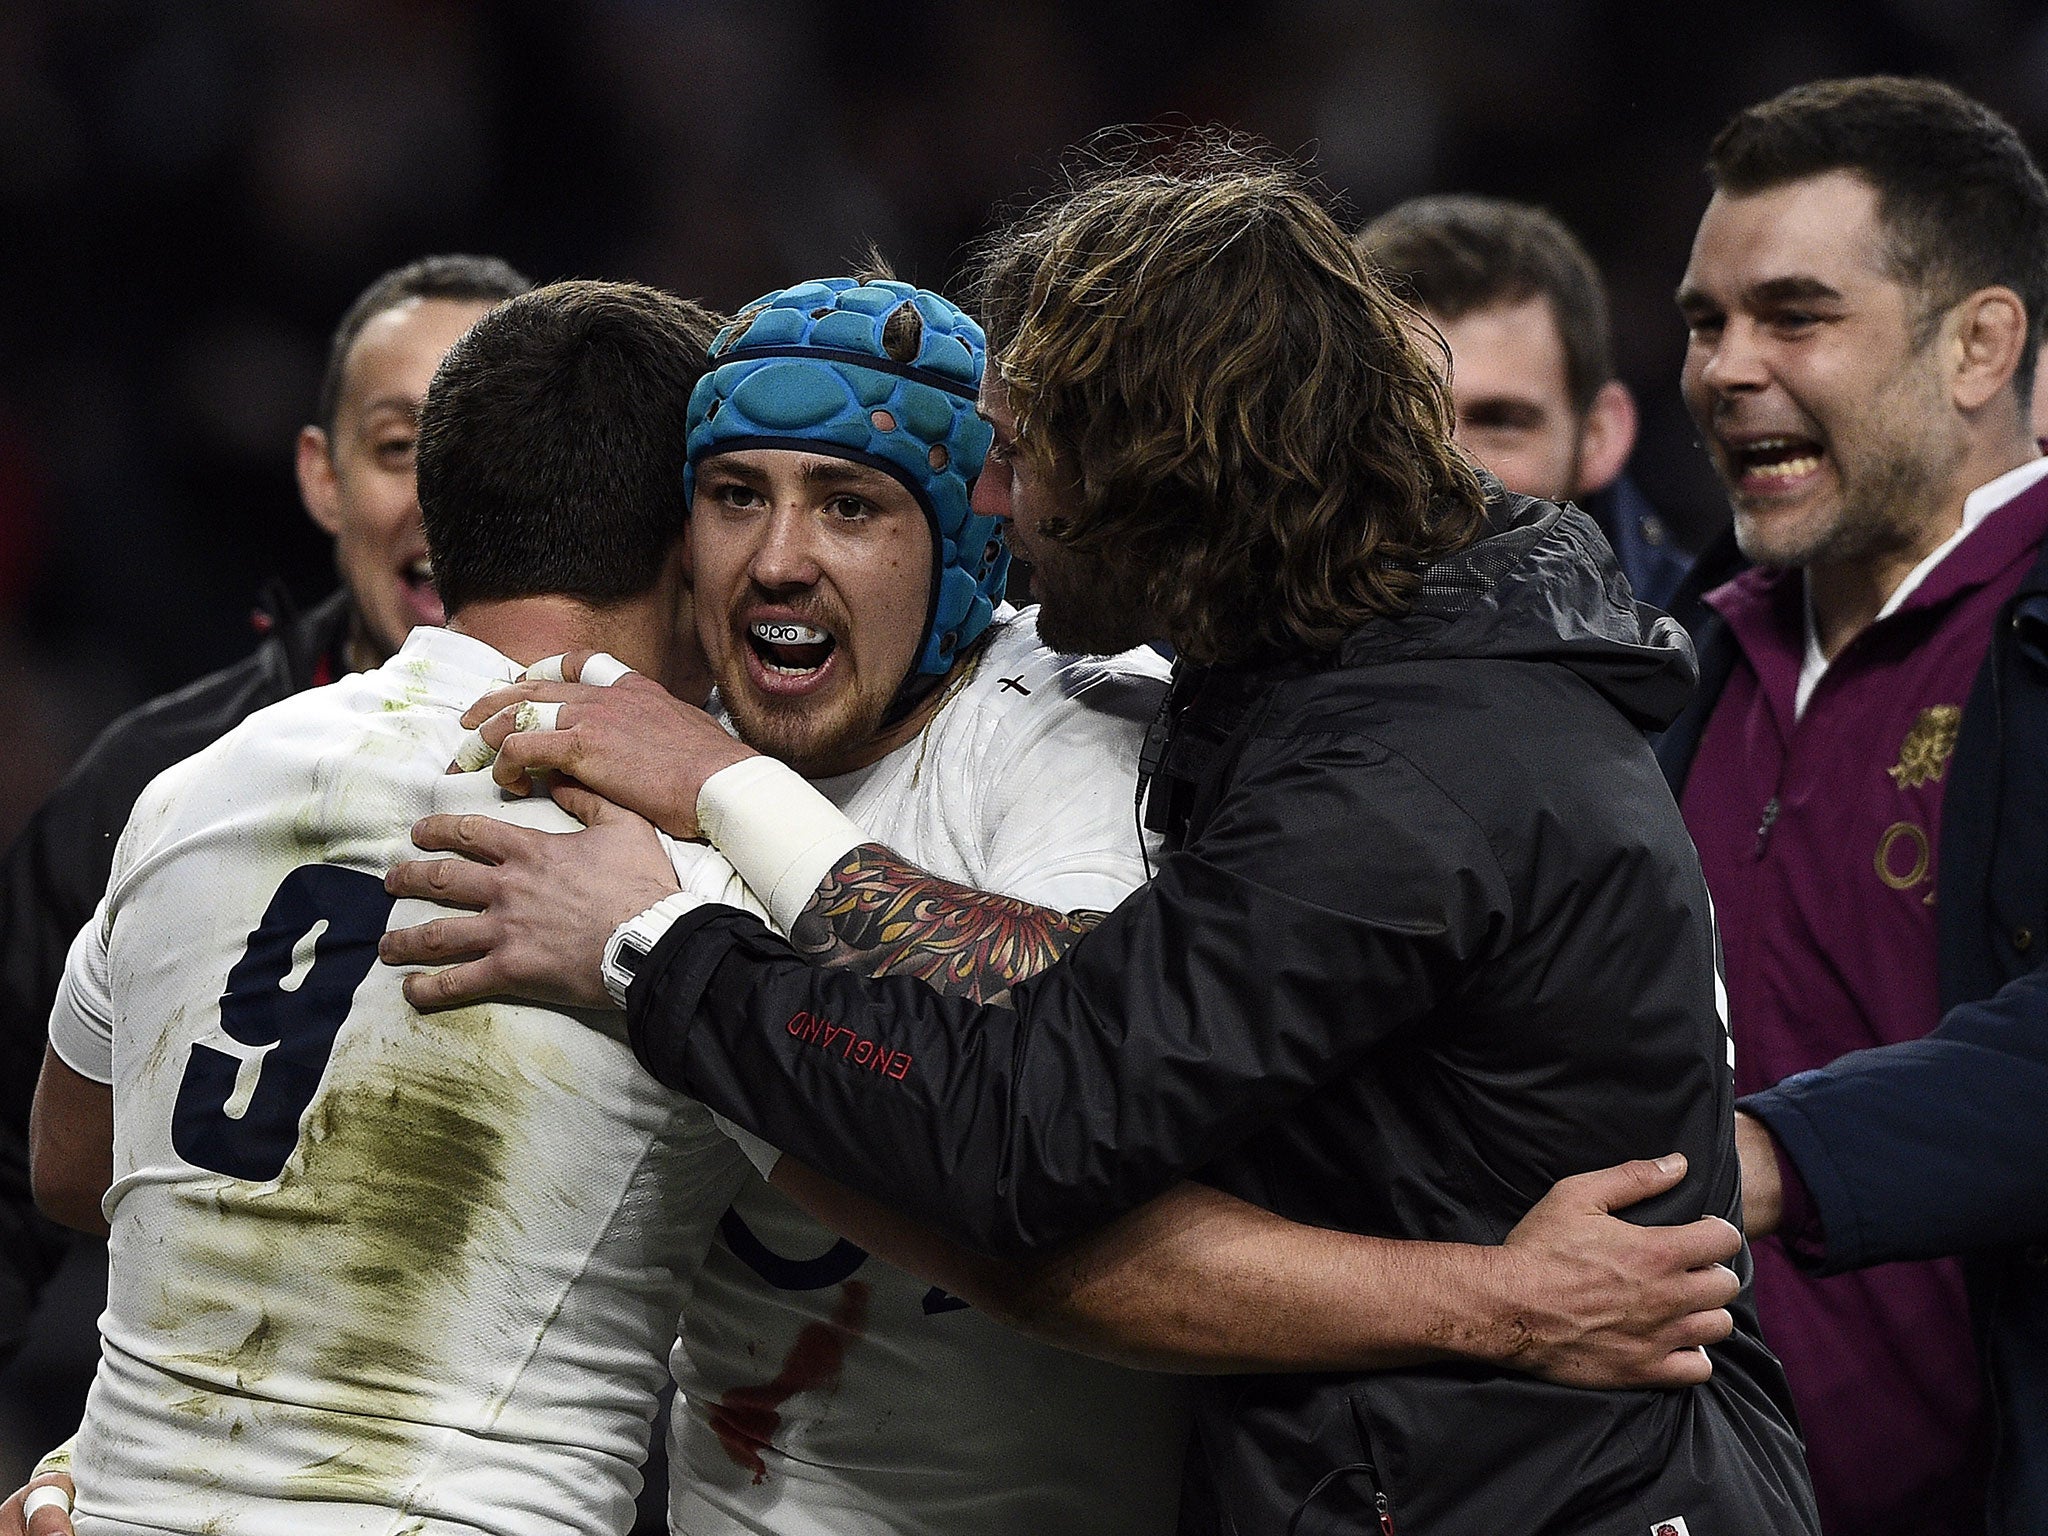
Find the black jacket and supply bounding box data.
[629,496,1817,1533]
[0,587,352,1345]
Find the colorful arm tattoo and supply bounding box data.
[787,844,1103,1005]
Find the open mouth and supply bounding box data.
[1726,435,1825,496]
[746,618,837,678]
[402,555,445,624]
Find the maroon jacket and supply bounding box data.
[1677,475,2048,1536]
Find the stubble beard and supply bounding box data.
[1028,547,1160,657]
[724,689,892,781]
[1729,342,1963,574]
[1731,430,1958,575]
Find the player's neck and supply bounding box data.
[448,593,674,681]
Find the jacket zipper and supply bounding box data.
[1753,794,1780,858]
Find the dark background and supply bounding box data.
[2,0,2045,840]
[1,0,2046,1495]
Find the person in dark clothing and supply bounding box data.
[384,137,1815,1534]
[1656,76,2048,1536]
[0,254,529,1359]
[1356,193,1693,609]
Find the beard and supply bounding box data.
[1021,541,1162,656]
[1733,429,1961,574]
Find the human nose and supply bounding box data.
[748,504,823,589]
[971,459,1013,523]
[1695,318,1769,396]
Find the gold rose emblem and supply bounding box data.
[1887,705,1961,790]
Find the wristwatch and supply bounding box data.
[600,892,703,1008]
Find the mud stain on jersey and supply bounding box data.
[280,1428,422,1505]
[152,1025,523,1441]
[162,1306,279,1389]
[293,1050,521,1400]
[710,1280,871,1484]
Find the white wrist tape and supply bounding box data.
[712,1112,783,1178]
[697,756,868,933]
[453,654,636,773]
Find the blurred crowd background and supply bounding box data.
[2,0,2047,1488]
[3,0,2047,837]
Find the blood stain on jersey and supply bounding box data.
[711,1280,871,1483]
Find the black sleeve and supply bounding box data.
[629,736,1508,1254]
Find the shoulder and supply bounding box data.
[954,612,1169,738]
[120,669,417,850]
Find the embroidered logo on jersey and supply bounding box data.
[1651,1519,1691,1536]
[1875,820,1938,905]
[1887,705,1961,789]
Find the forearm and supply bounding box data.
[1741,963,2048,1269]
[629,855,1445,1255]
[697,757,1098,1005]
[28,1047,110,1238]
[790,845,1098,1002]
[773,1159,1470,1374]
[981,1184,1482,1374]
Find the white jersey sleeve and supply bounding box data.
[48,900,115,1085]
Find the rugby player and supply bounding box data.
[384,270,1760,1533]
[25,280,743,1536]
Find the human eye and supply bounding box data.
[1683,308,1725,343]
[372,432,416,468]
[825,493,875,522]
[699,475,762,512]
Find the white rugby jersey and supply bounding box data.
[49,626,752,1536]
[668,614,1194,1536]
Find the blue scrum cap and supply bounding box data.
[685,277,1006,677]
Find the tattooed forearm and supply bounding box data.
[787,844,1103,1003]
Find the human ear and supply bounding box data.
[1571,380,1639,498]
[296,426,343,536]
[1949,286,2028,415]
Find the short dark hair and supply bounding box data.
[1354,195,1614,415]
[415,280,720,615]
[967,129,1487,666]
[315,254,532,433]
[1709,76,2048,400]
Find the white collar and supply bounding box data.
[390,624,526,686]
[1794,454,2048,719]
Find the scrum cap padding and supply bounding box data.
[687,277,1007,677]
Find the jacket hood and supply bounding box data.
[1339,485,1698,731]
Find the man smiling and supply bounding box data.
[1658,77,2048,1535]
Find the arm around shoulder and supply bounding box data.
[770,1152,1737,1387]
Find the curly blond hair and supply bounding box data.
[967,129,1488,665]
